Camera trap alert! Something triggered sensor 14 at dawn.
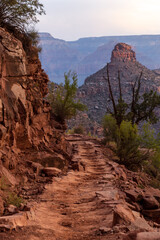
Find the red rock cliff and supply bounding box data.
[0,27,52,150]
[0,27,71,170]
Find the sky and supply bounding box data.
[37,0,160,41]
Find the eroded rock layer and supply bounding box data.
[0,27,72,215]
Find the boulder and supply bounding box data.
[128,217,152,232]
[7,205,18,215]
[0,212,28,229]
[144,187,160,203]
[142,209,160,223]
[125,189,143,202]
[142,195,159,210]
[112,204,135,226]
[1,166,17,186]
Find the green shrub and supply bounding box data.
[103,114,118,144]
[47,72,87,123]
[66,128,74,134]
[103,114,148,170]
[116,121,145,169]
[140,122,160,150]
[88,132,92,137]
[73,125,84,134]
[6,192,23,207]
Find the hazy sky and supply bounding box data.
[37,0,160,41]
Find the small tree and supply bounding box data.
[48,72,87,124]
[0,0,45,32]
[0,0,45,49]
[103,114,148,170]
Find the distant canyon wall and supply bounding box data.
[39,33,160,85]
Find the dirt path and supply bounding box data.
[1,136,125,240]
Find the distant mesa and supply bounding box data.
[111,43,136,63]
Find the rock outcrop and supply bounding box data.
[74,43,160,133]
[111,43,136,62]
[0,27,72,216]
[0,27,50,151]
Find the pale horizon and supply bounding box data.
[37,0,160,41]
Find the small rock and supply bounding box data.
[0,224,13,232]
[32,162,43,176]
[113,204,135,226]
[43,167,61,177]
[7,205,18,214]
[99,227,112,234]
[19,204,30,212]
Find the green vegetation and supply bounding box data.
[0,0,45,49]
[103,66,160,179]
[66,125,85,135]
[47,72,87,124]
[104,64,160,126]
[103,115,147,170]
[6,192,23,207]
[0,0,45,32]
[73,125,84,134]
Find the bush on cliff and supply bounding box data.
[47,72,87,124]
[0,0,45,49]
[0,0,45,31]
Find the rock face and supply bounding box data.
[111,43,136,62]
[0,27,72,214]
[0,27,50,151]
[74,43,160,132]
[0,27,71,155]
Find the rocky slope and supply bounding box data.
[39,33,160,85]
[1,135,160,239]
[0,27,72,216]
[74,43,160,129]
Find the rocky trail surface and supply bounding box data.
[1,135,160,240]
